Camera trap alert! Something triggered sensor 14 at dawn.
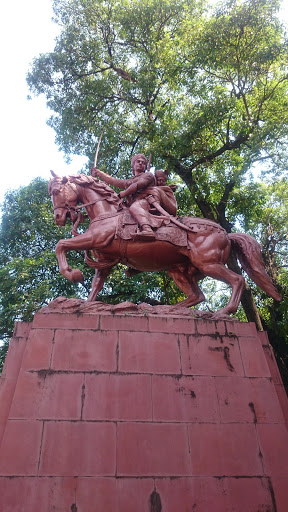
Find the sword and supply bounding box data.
[93,131,104,168]
[147,154,152,172]
[148,199,197,234]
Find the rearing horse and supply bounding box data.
[49,172,281,316]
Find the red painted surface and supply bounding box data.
[21,328,54,370]
[238,335,271,377]
[187,423,262,476]
[156,477,276,512]
[100,313,150,332]
[117,422,192,476]
[51,328,118,371]
[179,334,244,376]
[148,315,196,334]
[83,373,152,421]
[0,420,42,475]
[257,423,288,477]
[10,371,84,420]
[152,375,219,422]
[118,330,181,374]
[0,330,29,445]
[0,310,287,511]
[215,375,285,424]
[272,477,288,512]
[76,477,155,512]
[0,477,76,512]
[39,421,116,476]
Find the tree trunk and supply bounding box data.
[227,252,263,331]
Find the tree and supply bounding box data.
[27,0,288,326]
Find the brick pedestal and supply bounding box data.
[0,310,287,511]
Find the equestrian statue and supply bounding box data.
[49,153,281,318]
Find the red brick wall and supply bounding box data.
[0,311,287,511]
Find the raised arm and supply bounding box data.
[91,167,132,189]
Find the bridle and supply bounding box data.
[52,179,120,236]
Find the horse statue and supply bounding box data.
[48,172,281,317]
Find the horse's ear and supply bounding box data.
[62,176,68,184]
[164,169,169,177]
[50,170,58,178]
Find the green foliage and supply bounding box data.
[97,265,184,305]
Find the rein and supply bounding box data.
[74,198,107,210]
[51,176,120,237]
[53,196,107,214]
[54,198,120,237]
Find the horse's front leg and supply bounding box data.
[55,232,95,283]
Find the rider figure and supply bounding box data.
[91,155,177,240]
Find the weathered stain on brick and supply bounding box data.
[223,346,235,372]
[267,477,277,512]
[177,386,196,399]
[248,402,257,423]
[80,381,86,420]
[208,346,235,372]
[150,490,162,512]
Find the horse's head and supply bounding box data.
[48,172,79,226]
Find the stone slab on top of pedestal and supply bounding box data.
[34,297,256,336]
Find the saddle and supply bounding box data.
[115,210,188,247]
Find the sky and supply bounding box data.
[0,0,87,206]
[1,0,287,206]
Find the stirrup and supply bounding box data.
[133,227,156,241]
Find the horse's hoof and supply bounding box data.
[71,269,84,282]
[211,310,232,320]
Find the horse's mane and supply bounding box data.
[71,174,120,204]
[49,173,120,206]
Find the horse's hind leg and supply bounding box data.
[196,262,245,316]
[168,267,205,307]
[87,267,113,302]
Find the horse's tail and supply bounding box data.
[228,233,281,301]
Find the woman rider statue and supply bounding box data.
[91,154,177,240]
